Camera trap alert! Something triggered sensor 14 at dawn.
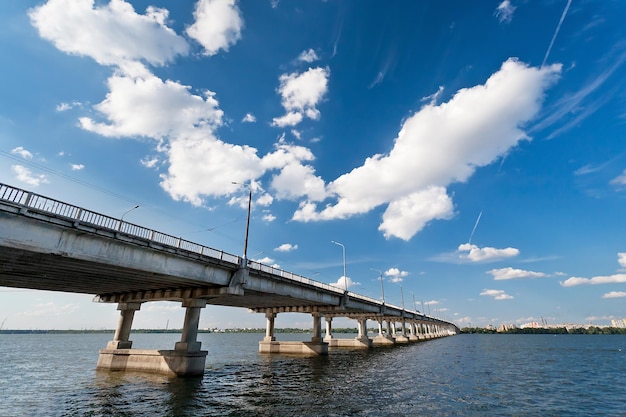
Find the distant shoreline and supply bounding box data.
[0,327,362,335]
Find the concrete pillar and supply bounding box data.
[106,302,142,349]
[324,316,333,341]
[377,319,384,336]
[264,312,276,342]
[311,313,322,343]
[401,318,407,337]
[175,299,207,352]
[387,319,396,337]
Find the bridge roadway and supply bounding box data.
[0,183,459,376]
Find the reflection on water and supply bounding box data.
[1,333,626,416]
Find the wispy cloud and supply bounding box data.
[542,0,572,67]
[488,267,547,280]
[458,243,519,262]
[297,48,319,63]
[242,113,256,123]
[480,289,514,300]
[275,243,298,252]
[11,146,33,159]
[11,165,48,186]
[495,0,516,24]
[603,291,626,299]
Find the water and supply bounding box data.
[1,333,626,416]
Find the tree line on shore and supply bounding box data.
[461,326,626,335]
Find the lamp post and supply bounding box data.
[331,240,347,292]
[400,284,405,311]
[371,268,385,304]
[232,182,252,261]
[118,204,139,230]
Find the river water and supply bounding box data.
[1,332,625,416]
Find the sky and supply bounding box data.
[1,0,626,331]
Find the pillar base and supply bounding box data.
[259,341,328,355]
[394,335,410,344]
[97,349,207,377]
[409,334,419,342]
[372,335,395,346]
[326,337,372,349]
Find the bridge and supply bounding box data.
[0,183,459,376]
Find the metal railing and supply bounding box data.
[0,183,448,322]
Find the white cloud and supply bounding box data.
[298,48,319,63]
[70,163,85,171]
[480,289,514,300]
[330,276,358,291]
[272,67,330,127]
[384,267,409,283]
[29,0,189,68]
[458,243,520,262]
[379,187,454,240]
[275,243,298,252]
[495,0,516,23]
[242,113,256,123]
[603,291,626,299]
[11,146,33,159]
[293,59,561,240]
[20,302,78,317]
[424,300,440,306]
[421,85,444,105]
[262,212,276,222]
[11,165,49,186]
[79,72,224,139]
[140,156,160,169]
[611,169,626,187]
[185,0,243,56]
[488,267,547,280]
[619,253,626,268]
[561,274,626,287]
[254,256,275,265]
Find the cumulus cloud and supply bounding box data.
[487,267,547,280]
[495,0,516,23]
[70,163,85,171]
[619,253,626,268]
[330,276,358,291]
[11,147,33,159]
[293,59,561,240]
[186,0,243,56]
[561,274,626,287]
[603,291,626,299]
[275,243,298,252]
[262,212,276,222]
[29,0,189,68]
[384,267,409,283]
[272,67,330,127]
[458,243,520,262]
[480,289,514,300]
[79,73,224,139]
[611,169,626,187]
[12,165,49,186]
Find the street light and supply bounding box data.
[330,240,347,292]
[400,283,405,311]
[371,268,385,304]
[118,205,139,230]
[232,182,252,261]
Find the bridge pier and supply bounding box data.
[97,299,208,377]
[259,312,328,355]
[372,318,394,346]
[394,319,410,344]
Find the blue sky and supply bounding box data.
[2,0,626,331]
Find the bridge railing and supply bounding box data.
[1,183,452,325]
[0,183,240,265]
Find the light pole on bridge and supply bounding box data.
[118,205,139,231]
[232,182,252,262]
[331,240,347,293]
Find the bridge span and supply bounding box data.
[0,183,459,376]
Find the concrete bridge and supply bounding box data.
[0,183,459,376]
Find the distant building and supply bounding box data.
[520,322,539,329]
[611,318,626,328]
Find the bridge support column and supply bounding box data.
[264,312,276,342]
[97,299,208,377]
[354,318,372,348]
[259,312,328,355]
[175,299,207,352]
[106,302,141,349]
[394,319,409,344]
[409,321,419,342]
[372,318,394,346]
[324,316,333,341]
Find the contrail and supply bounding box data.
[468,211,482,244]
[542,0,572,67]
